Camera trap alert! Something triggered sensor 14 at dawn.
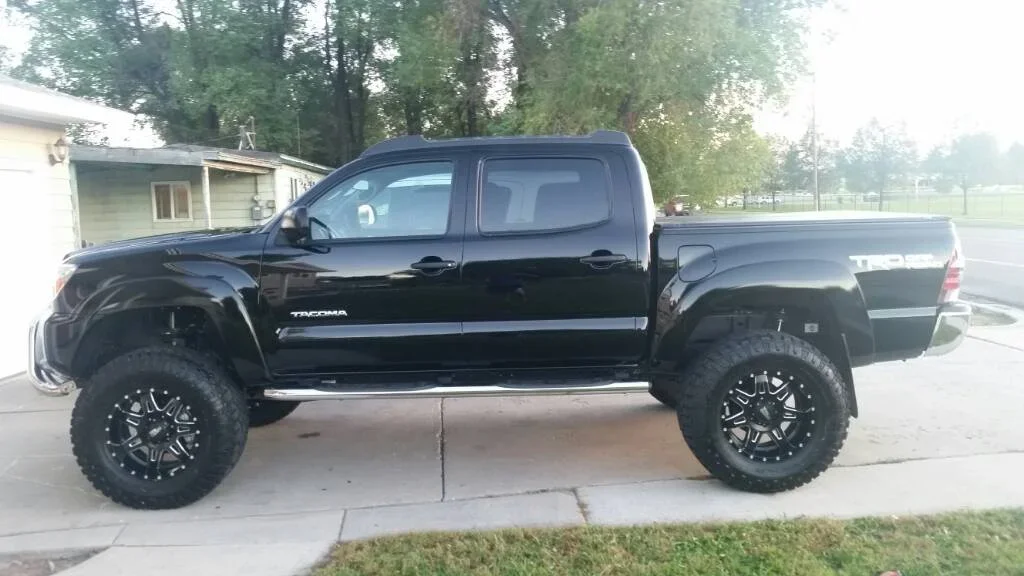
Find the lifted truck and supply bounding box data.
[29,131,970,509]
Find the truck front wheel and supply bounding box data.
[676,330,850,493]
[70,347,249,509]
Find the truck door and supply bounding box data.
[459,151,648,368]
[260,156,468,375]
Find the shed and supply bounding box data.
[70,145,332,245]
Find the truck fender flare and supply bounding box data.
[73,273,269,384]
[653,258,874,369]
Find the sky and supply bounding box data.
[2,0,1022,152]
[757,0,1024,152]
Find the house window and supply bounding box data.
[152,182,192,221]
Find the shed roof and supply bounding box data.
[70,144,333,175]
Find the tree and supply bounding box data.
[841,119,917,210]
[926,133,1000,215]
[1002,142,1024,186]
[778,131,840,195]
[9,0,828,182]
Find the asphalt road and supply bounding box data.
[958,224,1024,307]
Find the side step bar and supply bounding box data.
[262,381,651,401]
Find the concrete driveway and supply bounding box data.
[2,318,1024,575]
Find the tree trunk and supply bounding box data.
[618,94,636,135]
[404,92,423,135]
[334,34,356,163]
[962,176,969,215]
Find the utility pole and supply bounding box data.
[811,73,820,211]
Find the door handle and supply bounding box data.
[580,252,628,268]
[411,257,457,275]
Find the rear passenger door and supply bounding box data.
[459,152,648,368]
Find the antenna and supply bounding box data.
[238,116,256,150]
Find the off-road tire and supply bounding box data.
[649,382,678,408]
[248,399,300,427]
[676,330,850,493]
[71,347,248,509]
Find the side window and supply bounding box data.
[308,162,453,240]
[479,158,610,234]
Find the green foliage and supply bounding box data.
[9,0,824,191]
[840,118,917,199]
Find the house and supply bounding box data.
[0,75,133,378]
[70,145,333,245]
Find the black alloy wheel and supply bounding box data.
[105,388,201,481]
[719,368,818,463]
[677,330,850,493]
[71,347,248,509]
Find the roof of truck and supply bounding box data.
[360,130,632,157]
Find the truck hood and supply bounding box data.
[66,227,259,260]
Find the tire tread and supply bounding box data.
[71,346,248,509]
[676,330,850,493]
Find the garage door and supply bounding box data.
[0,163,57,378]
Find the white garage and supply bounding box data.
[0,76,132,378]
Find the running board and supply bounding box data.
[262,381,651,401]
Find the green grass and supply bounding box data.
[316,509,1024,576]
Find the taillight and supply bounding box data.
[938,238,964,304]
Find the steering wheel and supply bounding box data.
[309,216,340,240]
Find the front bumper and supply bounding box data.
[924,301,972,357]
[28,309,76,396]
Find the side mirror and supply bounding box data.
[280,206,311,245]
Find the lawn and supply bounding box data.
[714,192,1024,224]
[316,509,1024,576]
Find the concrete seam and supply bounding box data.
[0,458,18,477]
[832,448,1024,469]
[0,408,72,415]
[571,487,590,524]
[439,397,447,501]
[111,524,128,546]
[967,334,1024,352]
[335,510,347,542]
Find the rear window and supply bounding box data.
[479,158,610,234]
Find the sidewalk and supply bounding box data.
[2,332,1023,575]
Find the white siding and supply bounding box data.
[0,118,76,377]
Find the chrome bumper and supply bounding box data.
[27,309,76,396]
[924,301,972,357]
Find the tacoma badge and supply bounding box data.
[290,310,348,318]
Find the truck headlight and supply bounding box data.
[55,263,77,296]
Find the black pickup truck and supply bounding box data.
[29,131,970,509]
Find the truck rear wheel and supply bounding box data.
[248,399,300,427]
[676,330,849,493]
[70,347,248,509]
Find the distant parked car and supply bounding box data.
[663,195,696,216]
